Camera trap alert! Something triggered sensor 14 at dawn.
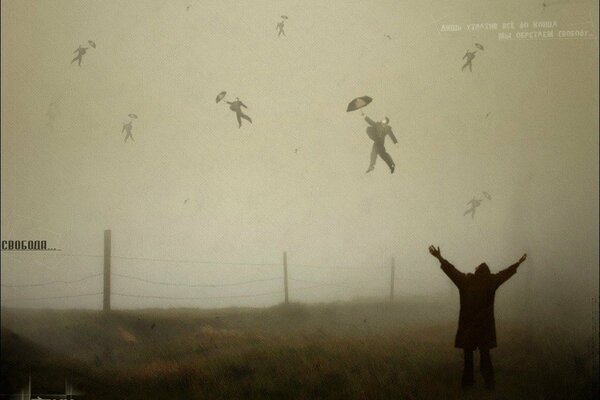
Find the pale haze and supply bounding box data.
[1,0,598,331]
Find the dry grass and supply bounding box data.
[2,301,597,400]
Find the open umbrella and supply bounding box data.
[475,43,484,51]
[128,114,138,119]
[216,91,227,103]
[483,191,492,200]
[88,40,96,49]
[346,96,372,112]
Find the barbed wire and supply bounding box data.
[289,278,384,291]
[1,292,103,301]
[111,284,329,301]
[112,273,281,288]
[1,273,103,288]
[111,290,281,300]
[3,252,384,271]
[287,263,388,271]
[1,250,393,304]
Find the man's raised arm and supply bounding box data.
[495,253,527,288]
[364,116,376,127]
[429,245,465,288]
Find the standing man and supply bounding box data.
[226,97,252,128]
[364,116,398,174]
[428,245,527,390]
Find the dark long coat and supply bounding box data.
[440,260,519,349]
[364,116,398,144]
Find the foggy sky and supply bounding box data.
[1,0,598,325]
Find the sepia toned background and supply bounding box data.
[1,0,598,332]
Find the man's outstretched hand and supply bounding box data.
[518,253,527,265]
[428,245,442,260]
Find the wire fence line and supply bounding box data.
[2,252,386,270]
[1,249,395,305]
[2,292,104,301]
[0,272,103,288]
[112,273,282,288]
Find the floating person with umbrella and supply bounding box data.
[346,96,397,174]
[364,115,398,174]
[122,121,134,142]
[461,49,477,72]
[276,16,287,37]
[464,196,483,219]
[122,114,137,143]
[71,45,89,67]
[226,97,252,128]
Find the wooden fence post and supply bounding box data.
[103,230,111,312]
[283,251,289,304]
[390,257,395,302]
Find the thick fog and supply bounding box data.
[1,0,598,331]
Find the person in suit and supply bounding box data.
[276,20,286,37]
[428,245,527,390]
[122,121,134,143]
[227,97,252,128]
[464,197,483,219]
[364,116,398,174]
[462,50,477,72]
[71,45,88,67]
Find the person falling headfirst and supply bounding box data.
[464,197,482,219]
[461,50,477,72]
[71,45,88,67]
[122,121,134,143]
[428,245,527,390]
[227,97,252,128]
[364,115,398,174]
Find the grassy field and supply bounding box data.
[1,300,597,400]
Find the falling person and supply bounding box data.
[428,245,527,390]
[464,197,482,219]
[71,45,88,67]
[226,97,252,128]
[364,116,398,174]
[122,121,134,143]
[461,50,477,72]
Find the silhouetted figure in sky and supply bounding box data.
[428,245,527,390]
[71,45,88,67]
[464,197,482,219]
[227,97,252,128]
[122,121,134,142]
[461,50,477,72]
[276,20,286,37]
[364,116,397,174]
